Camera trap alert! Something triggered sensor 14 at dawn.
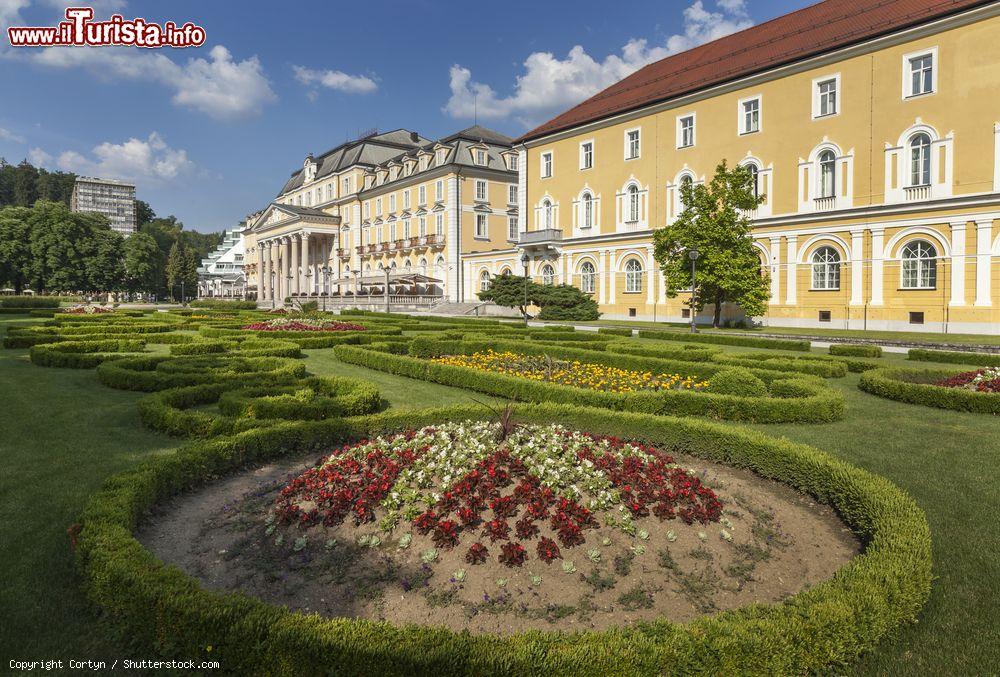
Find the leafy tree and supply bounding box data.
[14,160,38,207]
[0,159,15,206]
[122,232,161,295]
[535,284,600,321]
[477,274,535,317]
[182,245,200,294]
[0,205,33,292]
[166,241,186,300]
[653,160,770,327]
[135,199,156,227]
[83,227,126,292]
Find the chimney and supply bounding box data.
[410,131,419,143]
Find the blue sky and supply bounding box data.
[0,0,803,232]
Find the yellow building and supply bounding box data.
[462,0,1000,333]
[244,126,517,308]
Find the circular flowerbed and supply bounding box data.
[935,367,1000,393]
[242,318,366,332]
[432,350,708,393]
[61,304,113,314]
[859,366,1000,414]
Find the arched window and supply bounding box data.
[811,246,841,290]
[419,258,427,274]
[541,264,555,286]
[581,192,594,228]
[901,240,937,288]
[580,260,596,294]
[626,184,640,223]
[818,150,836,198]
[542,199,553,229]
[500,267,512,277]
[679,175,693,209]
[479,270,491,291]
[909,133,931,186]
[745,163,760,199]
[624,258,643,293]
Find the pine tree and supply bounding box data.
[166,241,185,301]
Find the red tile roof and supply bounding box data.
[519,0,993,143]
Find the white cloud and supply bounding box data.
[0,127,26,143]
[292,65,378,95]
[26,44,276,119]
[35,132,193,183]
[0,0,30,31]
[444,0,754,127]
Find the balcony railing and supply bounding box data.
[518,228,563,246]
[354,245,365,255]
[904,184,931,201]
[814,196,836,211]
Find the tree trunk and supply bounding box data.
[713,290,723,328]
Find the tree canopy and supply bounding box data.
[0,159,76,208]
[477,273,600,321]
[653,160,770,327]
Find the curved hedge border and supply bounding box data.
[637,329,811,351]
[830,344,883,358]
[908,348,1000,367]
[334,343,844,423]
[96,355,306,392]
[28,339,147,368]
[859,366,1000,414]
[608,343,846,378]
[75,402,931,675]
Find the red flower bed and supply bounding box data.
[242,320,366,331]
[935,369,1000,393]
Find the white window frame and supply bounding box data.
[375,197,383,216]
[624,258,643,293]
[541,264,555,286]
[810,246,842,290]
[900,240,938,289]
[475,149,487,165]
[540,151,553,178]
[624,128,641,160]
[435,213,444,236]
[738,95,761,135]
[508,184,518,205]
[364,201,371,219]
[475,213,488,239]
[418,185,426,205]
[677,114,696,148]
[389,194,396,212]
[581,191,594,229]
[579,139,594,170]
[902,46,937,99]
[435,180,443,201]
[508,215,518,240]
[475,179,488,202]
[579,260,596,294]
[403,189,410,209]
[479,270,491,291]
[418,215,427,236]
[508,154,519,171]
[812,73,841,119]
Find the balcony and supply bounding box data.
[517,228,563,254]
[354,245,365,255]
[337,248,350,260]
[904,184,931,202]
[813,196,836,211]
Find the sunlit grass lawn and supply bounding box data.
[1,316,998,675]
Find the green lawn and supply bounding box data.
[2,316,998,674]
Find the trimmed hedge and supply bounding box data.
[75,402,931,675]
[908,348,1000,367]
[637,329,811,351]
[0,296,61,308]
[609,342,847,378]
[96,355,306,392]
[859,367,1000,414]
[337,343,844,423]
[830,344,883,358]
[189,299,259,310]
[28,339,146,368]
[596,327,634,337]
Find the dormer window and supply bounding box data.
[436,148,448,165]
[475,149,487,165]
[509,154,519,171]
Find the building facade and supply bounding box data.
[197,227,246,299]
[244,126,517,307]
[70,176,136,235]
[462,0,1000,334]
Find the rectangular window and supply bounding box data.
[475,179,488,201]
[909,54,934,96]
[509,154,519,171]
[909,311,925,325]
[419,216,427,236]
[740,97,760,134]
[364,202,371,219]
[818,310,832,322]
[375,198,382,216]
[403,219,411,239]
[476,149,486,165]
[681,308,691,319]
[435,213,444,236]
[403,190,410,209]
[541,151,553,178]
[580,141,593,169]
[678,116,695,148]
[342,177,351,194]
[389,195,396,212]
[625,129,640,160]
[508,184,518,204]
[435,180,443,201]
[508,215,518,240]
[418,185,426,205]
[817,78,838,116]
[476,213,488,238]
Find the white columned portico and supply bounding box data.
[290,234,300,297]
[850,229,864,306]
[950,221,967,306]
[975,219,993,306]
[300,232,311,296]
[870,228,884,305]
[785,236,798,304]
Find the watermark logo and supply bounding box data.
[7,7,206,48]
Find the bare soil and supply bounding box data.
[138,452,859,635]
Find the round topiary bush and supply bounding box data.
[705,367,767,397]
[75,403,932,675]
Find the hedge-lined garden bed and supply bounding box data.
[74,402,930,675]
[908,348,1000,367]
[830,344,883,358]
[859,366,1000,414]
[636,329,811,351]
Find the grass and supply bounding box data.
[1,315,999,675]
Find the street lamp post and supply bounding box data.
[321,266,330,312]
[520,252,530,327]
[688,248,700,333]
[270,271,275,309]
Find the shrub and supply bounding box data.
[859,367,1000,414]
[190,300,259,310]
[0,296,62,308]
[637,329,810,351]
[596,327,633,337]
[28,339,146,368]
[705,367,767,397]
[830,344,882,358]
[535,284,600,321]
[74,402,931,675]
[908,348,1000,367]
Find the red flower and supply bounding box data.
[432,520,461,549]
[498,542,527,567]
[536,537,561,562]
[515,516,539,539]
[483,518,510,542]
[465,542,489,564]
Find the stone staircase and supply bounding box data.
[413,301,521,318]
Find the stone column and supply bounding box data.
[282,236,292,302]
[256,244,265,303]
[301,232,311,296]
[870,228,884,305]
[266,241,275,303]
[850,229,864,306]
[290,234,300,298]
[975,219,993,307]
[950,221,967,306]
[785,235,797,305]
